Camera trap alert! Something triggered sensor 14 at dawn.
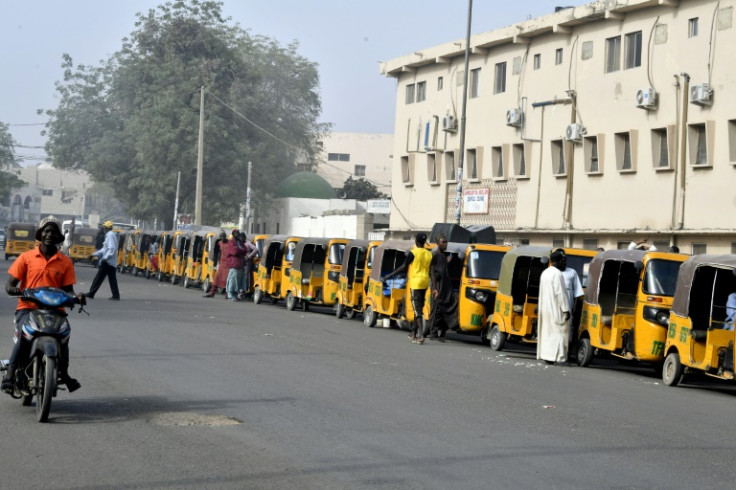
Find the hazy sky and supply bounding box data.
[1,0,562,164]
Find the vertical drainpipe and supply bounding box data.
[534,106,545,229]
[564,92,577,245]
[678,73,690,229]
[670,75,680,231]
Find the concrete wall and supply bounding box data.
[316,132,393,196]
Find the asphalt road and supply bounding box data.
[0,259,735,489]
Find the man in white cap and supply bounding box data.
[2,215,85,394]
[85,221,120,300]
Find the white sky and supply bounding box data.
[1,0,562,164]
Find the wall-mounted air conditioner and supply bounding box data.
[506,108,523,127]
[442,114,457,132]
[636,88,658,109]
[565,123,586,142]
[690,83,713,106]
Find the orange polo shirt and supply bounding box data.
[8,246,76,311]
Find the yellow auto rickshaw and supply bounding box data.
[282,237,349,311]
[487,246,550,351]
[170,231,191,285]
[184,228,219,289]
[66,227,98,264]
[336,239,382,320]
[577,250,686,367]
[362,239,419,329]
[662,254,736,386]
[118,229,138,274]
[132,231,156,277]
[455,243,511,340]
[247,234,269,294]
[157,230,176,282]
[199,230,224,293]
[4,222,36,260]
[253,235,291,304]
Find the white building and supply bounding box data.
[381,0,736,253]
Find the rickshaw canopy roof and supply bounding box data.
[671,254,736,317]
[584,249,646,304]
[497,245,551,295]
[369,239,417,281]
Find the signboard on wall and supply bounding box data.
[463,188,490,215]
[367,199,391,214]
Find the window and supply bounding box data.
[555,48,563,65]
[491,146,505,180]
[533,53,541,70]
[731,242,736,255]
[405,83,415,104]
[689,17,699,37]
[401,155,413,185]
[688,123,710,166]
[581,41,593,60]
[624,31,642,69]
[427,154,438,183]
[512,56,522,75]
[467,148,478,180]
[583,238,599,251]
[470,68,481,98]
[730,119,736,163]
[615,131,635,172]
[552,238,565,249]
[493,63,506,94]
[328,153,350,162]
[551,140,566,176]
[416,81,426,102]
[354,165,366,177]
[652,128,671,169]
[437,76,444,91]
[42,189,53,196]
[605,36,621,72]
[584,135,601,174]
[445,151,456,181]
[513,143,528,178]
[692,243,707,255]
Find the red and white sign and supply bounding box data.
[463,188,490,215]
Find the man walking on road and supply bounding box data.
[536,250,570,365]
[85,221,120,300]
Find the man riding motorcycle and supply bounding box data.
[1,216,85,394]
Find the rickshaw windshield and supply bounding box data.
[255,239,265,257]
[466,250,504,279]
[642,259,681,296]
[329,243,345,265]
[12,229,31,238]
[566,255,593,288]
[367,247,376,269]
[76,235,94,244]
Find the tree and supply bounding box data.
[43,0,326,227]
[341,176,387,200]
[0,122,25,204]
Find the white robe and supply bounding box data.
[536,266,571,363]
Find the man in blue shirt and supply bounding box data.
[724,293,736,330]
[85,221,120,300]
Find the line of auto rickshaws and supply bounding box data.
[8,220,734,389]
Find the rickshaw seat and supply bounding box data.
[601,316,613,327]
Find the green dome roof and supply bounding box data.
[275,171,337,199]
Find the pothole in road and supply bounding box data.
[149,412,242,426]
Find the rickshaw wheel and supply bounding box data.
[344,308,356,320]
[576,337,593,367]
[170,274,178,285]
[489,325,506,351]
[663,352,683,386]
[363,306,377,328]
[335,303,345,319]
[145,270,151,279]
[480,326,491,346]
[253,287,263,304]
[285,292,297,311]
[183,276,190,288]
[202,277,211,293]
[158,271,165,282]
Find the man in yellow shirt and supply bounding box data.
[384,233,432,344]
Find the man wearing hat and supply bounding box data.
[2,215,84,394]
[536,249,572,365]
[85,220,120,300]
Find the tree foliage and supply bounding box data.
[0,122,24,204]
[43,0,326,227]
[341,176,387,200]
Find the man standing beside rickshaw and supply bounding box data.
[428,234,459,342]
[537,250,571,365]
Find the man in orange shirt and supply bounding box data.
[1,216,85,394]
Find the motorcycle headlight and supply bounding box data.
[643,306,670,326]
[475,290,487,302]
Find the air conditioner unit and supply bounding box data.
[690,83,713,106]
[506,108,523,127]
[635,88,658,109]
[565,123,586,142]
[442,114,457,132]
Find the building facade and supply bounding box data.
[316,132,393,197]
[381,0,736,253]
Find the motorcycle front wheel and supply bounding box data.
[36,355,56,423]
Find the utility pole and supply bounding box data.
[173,171,181,229]
[455,0,473,224]
[245,161,252,234]
[195,85,205,226]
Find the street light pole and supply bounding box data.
[455,0,473,224]
[195,85,204,226]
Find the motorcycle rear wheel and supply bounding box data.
[36,355,56,423]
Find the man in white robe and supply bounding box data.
[536,250,571,364]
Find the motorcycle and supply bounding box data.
[1,287,85,422]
